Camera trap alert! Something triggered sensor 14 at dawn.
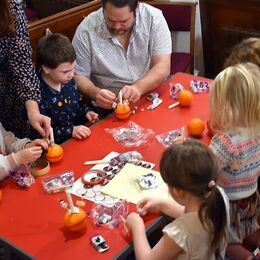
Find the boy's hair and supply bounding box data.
[224,37,260,68]
[36,33,76,69]
[0,0,15,36]
[101,0,138,12]
[210,62,260,138]
[160,140,227,257]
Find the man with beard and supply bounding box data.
[72,0,171,116]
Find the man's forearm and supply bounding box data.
[134,54,171,95]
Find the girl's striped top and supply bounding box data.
[210,129,260,200]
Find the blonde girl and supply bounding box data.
[125,140,229,260]
[209,62,260,259]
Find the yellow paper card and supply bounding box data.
[101,163,171,204]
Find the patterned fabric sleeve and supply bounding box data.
[1,123,30,154]
[53,125,73,145]
[72,18,92,78]
[209,133,232,169]
[8,1,41,103]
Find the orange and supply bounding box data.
[187,118,205,137]
[64,208,86,232]
[46,144,64,163]
[115,104,131,119]
[0,189,2,204]
[178,90,193,107]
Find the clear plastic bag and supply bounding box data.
[90,199,128,229]
[105,121,155,147]
[41,171,74,194]
[10,164,35,188]
[156,127,186,147]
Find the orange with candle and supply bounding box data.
[46,127,64,163]
[64,189,87,232]
[115,90,131,120]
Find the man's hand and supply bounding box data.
[121,84,142,103]
[95,89,117,109]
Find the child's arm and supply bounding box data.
[125,213,183,260]
[0,153,19,181]
[209,133,230,169]
[137,197,184,219]
[1,123,30,154]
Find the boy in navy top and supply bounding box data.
[33,33,98,144]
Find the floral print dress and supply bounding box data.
[0,0,41,138]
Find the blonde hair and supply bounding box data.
[224,37,260,68]
[210,63,260,138]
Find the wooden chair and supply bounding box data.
[145,1,197,75]
[28,0,101,63]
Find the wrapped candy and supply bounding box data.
[169,83,184,99]
[190,80,210,93]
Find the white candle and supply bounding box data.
[118,90,123,105]
[168,101,180,109]
[65,189,74,210]
[50,127,55,144]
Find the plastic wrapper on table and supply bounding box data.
[105,121,155,147]
[169,82,184,99]
[90,199,128,229]
[156,127,186,147]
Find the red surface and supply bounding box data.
[0,73,212,259]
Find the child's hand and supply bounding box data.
[86,111,99,123]
[125,212,145,233]
[15,146,43,165]
[25,139,48,151]
[137,197,161,216]
[72,125,91,140]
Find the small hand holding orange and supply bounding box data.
[26,139,49,151]
[72,125,91,140]
[15,146,43,165]
[86,111,99,123]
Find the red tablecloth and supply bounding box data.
[0,73,212,259]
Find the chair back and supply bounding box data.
[144,1,197,74]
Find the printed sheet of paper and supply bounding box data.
[68,152,155,204]
[101,163,171,204]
